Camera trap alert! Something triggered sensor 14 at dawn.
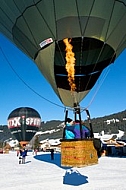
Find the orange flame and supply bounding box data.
[63,38,76,91]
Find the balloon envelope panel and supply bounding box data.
[7,107,41,142]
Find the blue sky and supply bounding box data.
[0,33,126,125]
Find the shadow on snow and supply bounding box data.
[63,168,88,186]
[34,153,88,186]
[34,152,70,169]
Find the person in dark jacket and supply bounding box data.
[21,149,27,164]
[18,149,22,164]
[50,149,54,160]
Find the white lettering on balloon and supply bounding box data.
[8,117,41,128]
[8,117,20,128]
[26,117,41,127]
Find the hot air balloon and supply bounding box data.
[0,0,126,108]
[7,107,41,147]
[0,0,126,167]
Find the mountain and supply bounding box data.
[0,110,126,143]
[39,120,64,140]
[0,125,12,141]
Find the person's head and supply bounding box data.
[66,118,72,123]
[66,118,73,126]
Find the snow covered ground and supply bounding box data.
[0,151,126,190]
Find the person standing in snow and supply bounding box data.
[21,149,27,164]
[17,150,20,157]
[18,149,22,164]
[50,149,54,160]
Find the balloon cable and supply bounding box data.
[86,67,111,109]
[0,46,65,110]
[0,45,114,116]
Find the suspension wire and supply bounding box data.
[53,0,58,40]
[86,66,111,109]
[80,0,107,91]
[106,1,126,43]
[75,0,84,95]
[13,0,37,47]
[75,0,83,36]
[84,42,106,91]
[35,0,56,40]
[78,49,116,113]
[0,46,65,109]
[84,0,126,94]
[79,0,96,93]
[82,0,125,109]
[83,0,116,92]
[75,0,102,93]
[56,41,66,66]
[116,33,126,56]
[83,51,116,110]
[13,0,57,60]
[82,0,95,37]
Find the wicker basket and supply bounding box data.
[61,139,98,167]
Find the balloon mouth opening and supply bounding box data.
[54,37,115,92]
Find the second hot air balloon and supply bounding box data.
[7,107,41,147]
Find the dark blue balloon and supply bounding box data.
[7,107,41,142]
